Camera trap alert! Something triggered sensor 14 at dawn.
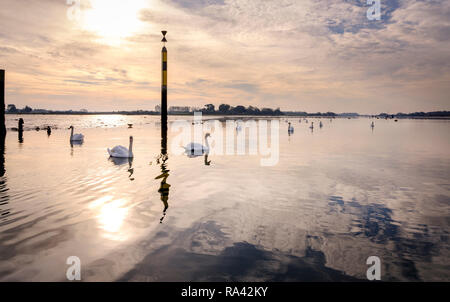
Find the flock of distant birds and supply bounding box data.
[12,116,391,160]
[285,118,326,134]
[71,125,210,159]
[284,118,381,134]
[13,119,211,161]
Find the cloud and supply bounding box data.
[0,0,448,113]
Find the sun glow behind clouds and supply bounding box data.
[81,0,148,43]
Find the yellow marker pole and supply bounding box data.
[161,31,168,133]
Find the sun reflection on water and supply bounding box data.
[89,195,129,240]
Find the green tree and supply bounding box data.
[218,104,231,114]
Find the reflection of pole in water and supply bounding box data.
[156,126,170,223]
[0,134,9,220]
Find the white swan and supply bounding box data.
[69,126,84,141]
[184,133,210,157]
[108,136,134,158]
[236,122,242,131]
[288,122,294,133]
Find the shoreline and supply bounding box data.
[5,113,450,120]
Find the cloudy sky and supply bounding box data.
[0,0,449,114]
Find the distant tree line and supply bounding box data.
[201,104,284,115]
[5,103,450,117]
[284,111,338,117]
[381,111,450,118]
[7,104,33,113]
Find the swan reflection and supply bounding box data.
[70,140,84,147]
[109,157,134,180]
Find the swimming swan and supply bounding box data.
[288,122,294,133]
[108,136,134,158]
[69,126,84,141]
[184,133,210,157]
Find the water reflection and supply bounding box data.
[109,157,134,181]
[0,134,5,177]
[70,140,83,157]
[204,154,211,166]
[118,221,361,282]
[156,126,170,223]
[90,196,129,240]
[0,116,448,281]
[0,134,10,224]
[328,196,438,281]
[70,140,83,147]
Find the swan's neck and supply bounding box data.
[70,127,74,139]
[205,135,210,149]
[129,139,133,155]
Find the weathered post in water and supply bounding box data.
[161,31,168,133]
[18,118,24,143]
[0,70,6,136]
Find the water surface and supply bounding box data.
[0,115,449,281]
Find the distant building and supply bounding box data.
[339,112,359,117]
[169,106,190,113]
[33,109,50,113]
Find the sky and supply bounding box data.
[0,0,449,114]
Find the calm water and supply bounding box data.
[0,114,449,281]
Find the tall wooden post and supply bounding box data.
[0,70,4,175]
[0,70,5,136]
[161,31,168,133]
